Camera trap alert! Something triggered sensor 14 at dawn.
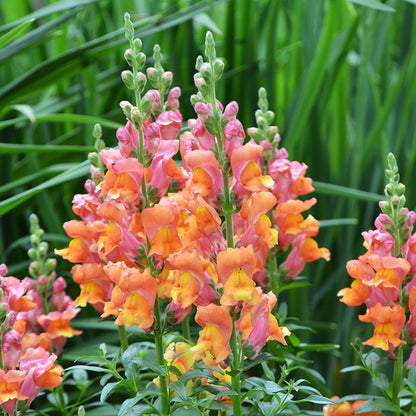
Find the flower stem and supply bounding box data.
[118,325,128,353]
[153,295,170,416]
[182,315,190,341]
[229,319,243,416]
[392,345,403,416]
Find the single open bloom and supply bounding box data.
[192,304,233,366]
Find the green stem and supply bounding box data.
[229,319,243,416]
[392,345,403,416]
[153,295,170,416]
[118,325,128,353]
[182,315,191,341]
[267,247,279,298]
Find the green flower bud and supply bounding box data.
[121,70,135,90]
[88,152,101,167]
[44,258,57,276]
[213,59,224,81]
[133,38,142,53]
[136,52,146,69]
[124,48,136,67]
[161,71,173,94]
[120,101,133,119]
[92,123,102,140]
[195,55,203,71]
[141,97,153,115]
[136,72,147,93]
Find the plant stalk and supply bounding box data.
[392,345,403,416]
[153,295,170,416]
[229,319,243,416]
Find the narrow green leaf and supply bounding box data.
[0,143,93,154]
[340,365,366,373]
[0,113,123,130]
[0,160,90,216]
[313,181,384,202]
[0,18,35,49]
[319,218,358,227]
[296,395,335,405]
[0,9,80,62]
[0,0,103,32]
[101,381,122,403]
[347,0,395,11]
[9,105,36,122]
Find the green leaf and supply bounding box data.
[0,143,94,154]
[101,381,122,403]
[347,0,395,11]
[179,369,218,385]
[0,9,80,62]
[319,218,358,228]
[171,409,200,416]
[0,19,35,49]
[0,0,104,32]
[296,395,335,405]
[131,357,167,377]
[0,113,123,130]
[0,160,90,216]
[242,353,271,372]
[354,397,398,413]
[340,365,366,373]
[404,366,416,390]
[169,381,188,401]
[313,181,384,202]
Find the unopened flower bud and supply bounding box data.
[124,48,136,67]
[213,59,224,81]
[166,87,181,111]
[92,123,102,141]
[141,97,152,115]
[223,101,239,121]
[38,241,48,257]
[136,52,146,68]
[133,38,142,53]
[131,107,143,124]
[37,275,49,285]
[0,264,7,277]
[136,71,147,93]
[120,100,133,118]
[121,70,135,90]
[146,67,158,83]
[44,258,57,275]
[30,233,40,247]
[27,247,37,260]
[199,62,212,80]
[161,71,173,94]
[88,152,100,167]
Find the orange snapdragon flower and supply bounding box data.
[231,143,274,192]
[101,262,157,329]
[192,304,233,366]
[359,303,406,350]
[216,245,262,306]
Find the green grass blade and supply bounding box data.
[0,9,79,62]
[313,181,384,202]
[0,143,94,154]
[0,161,90,216]
[0,113,123,130]
[0,18,34,48]
[347,0,395,11]
[0,164,75,196]
[0,0,104,32]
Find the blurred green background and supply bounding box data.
[1,0,415,400]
